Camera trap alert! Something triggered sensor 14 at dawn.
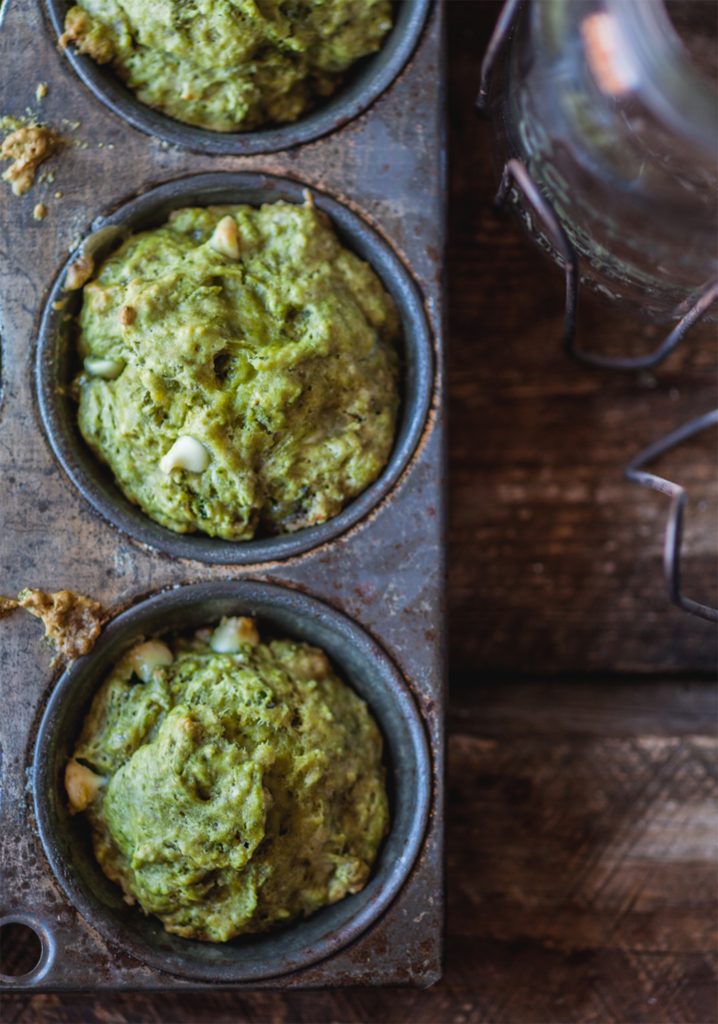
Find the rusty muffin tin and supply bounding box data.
[0,0,445,991]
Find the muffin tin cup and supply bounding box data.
[32,580,431,983]
[43,0,432,155]
[35,171,434,565]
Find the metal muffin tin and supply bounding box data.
[44,0,432,155]
[0,0,445,992]
[37,172,434,564]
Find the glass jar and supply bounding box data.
[488,0,718,321]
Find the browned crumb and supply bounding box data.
[119,305,136,326]
[33,202,47,221]
[0,595,18,618]
[1,124,63,196]
[36,82,49,101]
[16,588,105,662]
[60,7,114,64]
[65,251,95,290]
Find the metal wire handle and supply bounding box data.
[476,0,523,113]
[493,158,718,370]
[494,159,579,351]
[479,0,718,371]
[625,410,718,623]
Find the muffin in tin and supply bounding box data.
[60,0,394,132]
[69,197,401,541]
[64,614,389,942]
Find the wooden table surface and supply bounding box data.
[4,2,717,1021]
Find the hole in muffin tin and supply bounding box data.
[0,921,42,978]
[32,580,431,983]
[36,171,434,565]
[43,1,431,154]
[0,917,54,984]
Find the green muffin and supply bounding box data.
[71,200,401,540]
[61,0,393,131]
[65,617,389,942]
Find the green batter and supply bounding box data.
[65,617,389,941]
[61,0,393,132]
[71,200,401,540]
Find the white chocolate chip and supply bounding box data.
[209,216,240,259]
[65,758,105,813]
[84,356,125,380]
[128,639,173,682]
[159,436,210,474]
[210,616,260,653]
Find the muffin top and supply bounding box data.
[61,0,393,131]
[73,200,400,541]
[65,617,389,942]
